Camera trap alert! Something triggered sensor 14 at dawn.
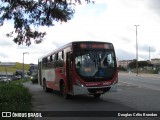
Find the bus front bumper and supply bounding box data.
[73,83,118,95]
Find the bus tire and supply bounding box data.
[43,80,52,92]
[61,82,70,99]
[93,94,101,98]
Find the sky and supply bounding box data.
[0,0,160,64]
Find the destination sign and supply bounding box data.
[79,43,113,49]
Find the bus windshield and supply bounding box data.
[75,49,116,78]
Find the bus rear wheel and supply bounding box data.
[61,82,70,99]
[43,80,52,92]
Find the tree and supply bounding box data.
[128,60,136,69]
[128,60,153,69]
[0,0,93,46]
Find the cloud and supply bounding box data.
[16,44,37,50]
[148,0,160,14]
[0,52,8,58]
[0,40,12,46]
[0,0,160,64]
[139,45,156,52]
[117,36,132,43]
[52,41,66,48]
[16,45,31,50]
[0,34,13,47]
[75,2,107,17]
[116,49,135,60]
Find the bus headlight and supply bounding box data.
[76,79,84,87]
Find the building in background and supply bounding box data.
[151,58,160,70]
[0,62,30,76]
[117,58,160,74]
[151,58,160,66]
[117,60,133,68]
[0,62,16,76]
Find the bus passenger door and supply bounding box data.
[66,52,73,93]
[38,61,42,85]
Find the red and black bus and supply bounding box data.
[38,41,118,99]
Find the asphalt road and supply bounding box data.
[119,72,160,91]
[23,73,160,120]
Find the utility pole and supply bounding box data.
[149,46,150,61]
[135,25,139,76]
[23,52,29,78]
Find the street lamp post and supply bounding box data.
[135,25,139,76]
[149,46,150,62]
[23,52,29,78]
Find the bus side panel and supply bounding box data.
[42,68,60,90]
[38,61,42,86]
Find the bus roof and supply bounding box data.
[38,41,113,60]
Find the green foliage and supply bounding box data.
[128,61,153,69]
[118,65,126,71]
[12,78,30,84]
[138,61,152,68]
[0,0,93,46]
[151,69,159,74]
[0,0,74,46]
[0,81,32,119]
[15,62,30,70]
[0,82,32,112]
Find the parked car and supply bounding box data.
[30,73,38,83]
[0,76,11,82]
[24,74,29,78]
[11,75,21,80]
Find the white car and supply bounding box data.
[0,77,11,82]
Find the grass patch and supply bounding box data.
[11,78,31,84]
[0,81,32,120]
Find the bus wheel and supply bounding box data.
[43,80,52,92]
[61,82,70,99]
[93,94,101,98]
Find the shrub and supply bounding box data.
[0,82,32,120]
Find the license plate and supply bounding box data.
[96,90,103,93]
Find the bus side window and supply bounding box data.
[55,53,58,61]
[58,51,63,60]
[50,55,52,62]
[47,56,50,62]
[42,57,47,69]
[52,54,55,61]
[62,51,64,60]
[51,54,56,68]
[49,56,53,68]
[57,51,64,67]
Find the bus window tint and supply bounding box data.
[75,50,116,77]
[102,53,115,68]
[75,53,97,76]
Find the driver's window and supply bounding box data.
[107,53,114,67]
[102,53,115,68]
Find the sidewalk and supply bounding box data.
[119,72,160,79]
